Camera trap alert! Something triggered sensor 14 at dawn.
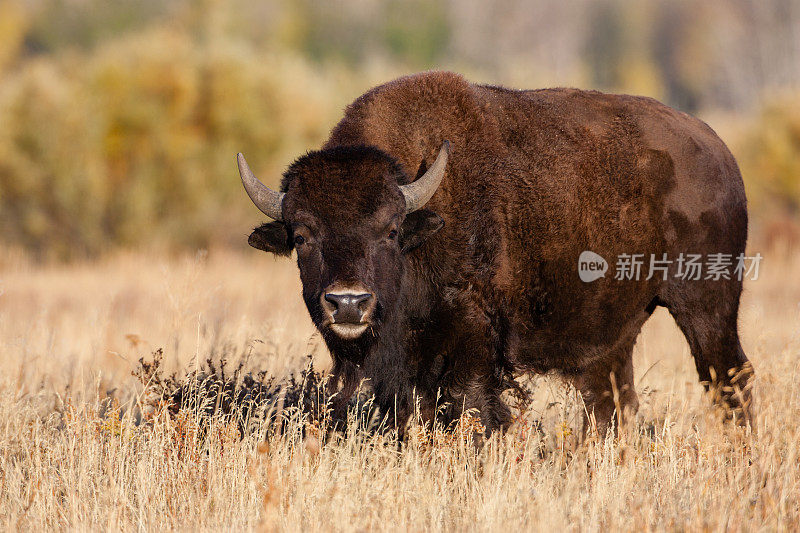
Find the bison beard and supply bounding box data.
[241,71,755,436]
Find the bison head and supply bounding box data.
[239,142,449,357]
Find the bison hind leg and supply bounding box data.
[664,278,754,426]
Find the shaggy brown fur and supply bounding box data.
[247,71,754,435]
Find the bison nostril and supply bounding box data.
[323,292,373,323]
[324,293,342,310]
[352,293,372,310]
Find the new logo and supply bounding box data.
[578,251,608,282]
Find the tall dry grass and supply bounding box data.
[0,247,798,530]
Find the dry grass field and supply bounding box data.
[0,247,798,531]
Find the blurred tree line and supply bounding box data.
[0,0,798,258]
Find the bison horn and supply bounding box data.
[400,141,450,213]
[237,153,285,221]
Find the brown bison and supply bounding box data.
[239,71,754,435]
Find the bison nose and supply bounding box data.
[323,292,373,324]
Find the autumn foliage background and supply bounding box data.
[1,1,799,531]
[1,0,799,259]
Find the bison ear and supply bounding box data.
[248,221,292,256]
[400,209,444,253]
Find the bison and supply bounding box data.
[239,71,754,435]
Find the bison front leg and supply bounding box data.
[447,368,512,435]
[569,343,639,437]
[445,304,513,435]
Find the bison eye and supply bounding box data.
[387,229,398,240]
[293,235,306,246]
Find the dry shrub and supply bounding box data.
[731,91,800,251]
[133,349,335,437]
[738,92,800,214]
[0,25,367,259]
